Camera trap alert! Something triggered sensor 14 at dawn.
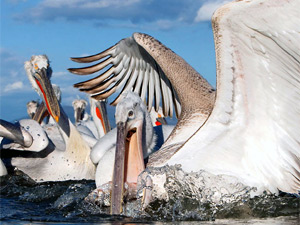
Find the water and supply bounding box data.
[132,165,300,221]
[1,169,299,224]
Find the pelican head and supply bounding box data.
[115,92,155,158]
[26,100,39,119]
[111,91,155,214]
[52,84,62,103]
[72,99,88,123]
[24,55,60,123]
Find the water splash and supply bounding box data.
[0,168,299,223]
[130,165,300,221]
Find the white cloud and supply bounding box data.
[51,71,79,82]
[0,48,24,65]
[60,85,88,105]
[60,85,81,95]
[194,0,231,22]
[4,81,24,92]
[41,0,82,8]
[10,0,233,30]
[41,0,140,9]
[9,70,19,77]
[81,0,140,9]
[0,48,29,94]
[13,0,213,30]
[155,19,177,30]
[52,71,69,77]
[7,0,27,4]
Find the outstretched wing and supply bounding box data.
[68,36,181,118]
[167,0,300,193]
[214,0,300,193]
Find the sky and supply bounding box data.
[0,0,230,122]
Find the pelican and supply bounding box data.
[86,91,173,212]
[69,0,300,202]
[72,97,111,149]
[46,84,62,125]
[72,98,96,140]
[72,99,89,124]
[32,84,62,126]
[72,98,96,142]
[0,159,6,176]
[75,98,111,139]
[89,98,111,138]
[0,118,49,176]
[26,100,39,119]
[149,106,174,151]
[9,55,95,182]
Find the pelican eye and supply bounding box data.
[128,110,134,118]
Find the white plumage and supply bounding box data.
[69,0,300,194]
[10,55,96,182]
[166,0,300,194]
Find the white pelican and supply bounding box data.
[89,98,111,138]
[72,99,89,124]
[72,98,96,141]
[72,97,111,148]
[32,84,62,126]
[46,84,62,125]
[9,55,95,182]
[69,0,300,212]
[26,100,39,119]
[0,118,49,176]
[149,106,167,127]
[75,98,111,138]
[86,91,173,212]
[149,107,174,151]
[0,159,7,176]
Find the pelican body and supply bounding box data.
[86,92,173,213]
[73,97,111,148]
[90,92,156,186]
[9,55,95,182]
[69,0,300,210]
[0,118,49,176]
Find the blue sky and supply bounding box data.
[0,0,229,122]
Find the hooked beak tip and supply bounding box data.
[54,116,59,123]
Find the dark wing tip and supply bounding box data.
[68,68,81,75]
[73,83,81,88]
[70,57,87,63]
[68,67,92,75]
[69,45,117,63]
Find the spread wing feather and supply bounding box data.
[69,37,180,118]
[168,0,300,194]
